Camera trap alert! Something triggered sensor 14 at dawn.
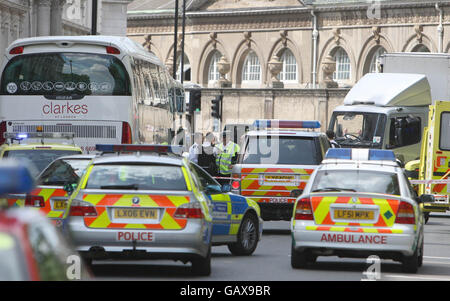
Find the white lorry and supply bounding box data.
[327,52,450,163]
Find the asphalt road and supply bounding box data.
[90,212,450,281]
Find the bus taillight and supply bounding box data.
[0,122,6,145]
[9,46,24,55]
[122,122,132,144]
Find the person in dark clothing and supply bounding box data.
[326,129,340,148]
[197,132,218,177]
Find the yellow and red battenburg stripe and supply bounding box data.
[239,167,314,203]
[82,194,191,230]
[306,196,403,234]
[6,187,67,218]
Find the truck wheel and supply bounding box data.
[424,212,430,224]
[191,246,211,276]
[228,213,259,256]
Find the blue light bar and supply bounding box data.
[253,120,321,130]
[324,148,352,160]
[96,144,183,155]
[0,161,34,195]
[368,149,396,162]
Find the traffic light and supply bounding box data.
[211,95,222,120]
[188,89,201,114]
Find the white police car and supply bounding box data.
[291,148,433,273]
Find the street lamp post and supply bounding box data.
[91,0,98,35]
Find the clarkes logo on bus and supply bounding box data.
[42,101,88,116]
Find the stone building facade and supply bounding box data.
[127,0,450,133]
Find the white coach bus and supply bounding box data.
[0,36,184,152]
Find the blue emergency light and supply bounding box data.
[325,148,396,162]
[96,144,183,155]
[253,120,321,130]
[0,161,34,195]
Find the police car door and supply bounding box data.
[190,163,232,242]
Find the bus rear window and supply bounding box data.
[0,53,131,96]
[241,136,320,165]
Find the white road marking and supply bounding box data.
[383,274,450,281]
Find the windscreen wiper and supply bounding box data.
[312,187,356,192]
[100,184,139,190]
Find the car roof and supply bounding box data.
[90,153,184,166]
[52,154,96,160]
[245,130,324,137]
[0,143,82,151]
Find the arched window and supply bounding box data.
[176,54,191,82]
[208,51,222,83]
[412,44,430,53]
[242,51,261,82]
[369,47,386,73]
[278,49,297,82]
[333,47,351,82]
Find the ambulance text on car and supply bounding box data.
[291,148,433,273]
[231,120,330,221]
[65,144,262,276]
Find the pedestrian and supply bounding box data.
[188,132,203,164]
[326,129,340,148]
[198,132,218,176]
[215,131,240,185]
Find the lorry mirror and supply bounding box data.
[418,194,435,204]
[395,159,405,168]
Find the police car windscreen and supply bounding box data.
[0,53,131,96]
[85,164,187,191]
[311,170,400,195]
[38,159,91,186]
[3,150,82,178]
[0,232,28,281]
[242,136,319,165]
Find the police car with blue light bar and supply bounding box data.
[231,120,330,221]
[65,144,262,276]
[291,148,434,273]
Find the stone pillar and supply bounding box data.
[216,55,231,88]
[268,54,283,88]
[37,0,52,36]
[51,0,66,36]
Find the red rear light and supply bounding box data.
[106,46,120,54]
[395,201,415,224]
[294,197,313,220]
[0,121,6,145]
[232,180,240,190]
[174,202,204,219]
[25,195,45,208]
[121,122,132,144]
[9,46,24,55]
[69,200,97,217]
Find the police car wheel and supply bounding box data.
[401,242,421,273]
[191,246,211,276]
[228,213,258,256]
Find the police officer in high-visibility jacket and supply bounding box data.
[215,131,240,185]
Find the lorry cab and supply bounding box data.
[328,73,431,163]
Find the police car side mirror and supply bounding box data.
[290,189,303,198]
[205,184,223,195]
[418,194,435,204]
[221,184,231,193]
